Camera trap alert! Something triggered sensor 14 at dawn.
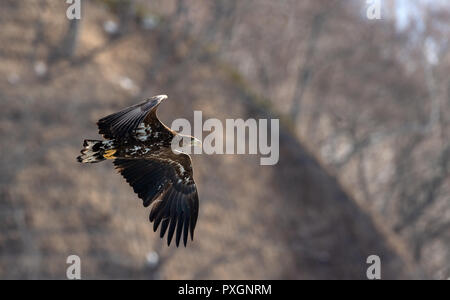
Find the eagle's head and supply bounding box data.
[171,134,202,153]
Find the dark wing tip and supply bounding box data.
[96,94,168,140]
[150,182,199,247]
[114,153,198,248]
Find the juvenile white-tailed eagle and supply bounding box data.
[77,95,201,247]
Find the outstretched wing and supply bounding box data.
[113,152,199,247]
[97,95,172,142]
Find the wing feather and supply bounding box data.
[175,211,184,248]
[113,152,199,247]
[97,95,170,142]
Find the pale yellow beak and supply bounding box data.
[191,137,202,147]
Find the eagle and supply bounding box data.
[77,95,201,247]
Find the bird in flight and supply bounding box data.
[77,95,201,247]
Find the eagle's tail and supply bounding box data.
[77,140,116,163]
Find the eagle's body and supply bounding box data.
[77,95,200,247]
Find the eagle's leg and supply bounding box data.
[103,149,117,159]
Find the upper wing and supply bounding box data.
[113,152,199,247]
[97,95,171,142]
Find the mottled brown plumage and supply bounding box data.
[77,95,200,247]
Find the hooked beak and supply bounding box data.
[192,137,202,148]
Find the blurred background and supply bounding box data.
[0,0,449,279]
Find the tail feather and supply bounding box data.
[77,140,110,163]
